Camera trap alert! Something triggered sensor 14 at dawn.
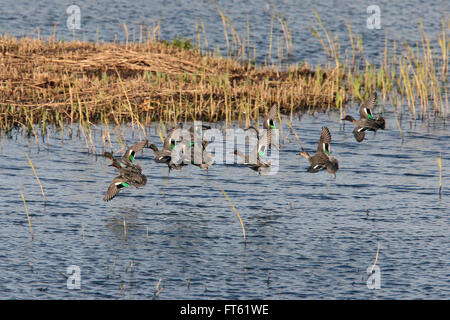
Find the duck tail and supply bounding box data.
[376,116,385,130]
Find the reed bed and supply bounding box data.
[311,14,449,123]
[0,33,342,136]
[0,10,447,140]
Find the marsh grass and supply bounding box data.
[0,30,344,141]
[286,120,303,149]
[311,14,449,123]
[0,9,447,147]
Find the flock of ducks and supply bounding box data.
[103,92,385,201]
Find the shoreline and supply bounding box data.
[0,35,348,132]
[1,20,448,135]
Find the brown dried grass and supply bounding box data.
[0,35,347,132]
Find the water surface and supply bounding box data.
[1,0,448,65]
[0,111,448,299]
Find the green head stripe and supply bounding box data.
[104,152,114,160]
[112,161,121,169]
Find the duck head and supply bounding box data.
[148,144,159,152]
[342,115,355,122]
[104,152,114,160]
[298,148,310,159]
[110,160,122,169]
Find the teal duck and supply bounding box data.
[298,126,339,177]
[182,124,214,171]
[148,126,188,173]
[234,126,271,175]
[103,166,147,201]
[188,124,211,148]
[263,104,279,150]
[104,139,148,169]
[342,92,385,142]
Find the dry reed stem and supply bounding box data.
[369,241,380,274]
[0,35,341,132]
[220,187,246,244]
[117,284,126,299]
[20,191,34,241]
[286,120,303,148]
[25,155,46,205]
[154,278,163,297]
[438,153,442,197]
[123,218,127,241]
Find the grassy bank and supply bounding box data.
[0,34,348,134]
[0,11,448,138]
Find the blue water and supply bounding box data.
[0,110,448,299]
[1,0,448,65]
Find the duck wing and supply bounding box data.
[121,139,149,163]
[353,126,367,142]
[359,92,377,120]
[263,104,278,130]
[163,126,183,151]
[316,126,332,155]
[103,176,131,201]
